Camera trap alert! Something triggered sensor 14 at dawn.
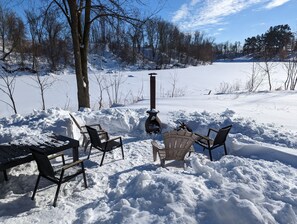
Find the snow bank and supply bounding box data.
[1,107,297,223]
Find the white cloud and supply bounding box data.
[171,0,290,31]
[265,0,291,9]
[190,0,200,6]
[172,4,189,22]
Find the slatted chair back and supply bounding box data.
[213,125,232,147]
[163,129,197,161]
[30,147,55,178]
[69,113,83,131]
[86,126,102,148]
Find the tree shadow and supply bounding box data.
[0,193,36,217]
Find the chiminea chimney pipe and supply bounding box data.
[145,72,161,133]
[149,73,157,110]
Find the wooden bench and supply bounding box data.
[0,135,79,181]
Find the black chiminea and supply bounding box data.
[145,73,161,133]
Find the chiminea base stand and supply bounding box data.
[145,109,161,134]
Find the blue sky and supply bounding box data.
[155,0,296,44]
[5,0,297,45]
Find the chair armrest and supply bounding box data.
[151,140,162,151]
[196,135,212,148]
[207,128,219,136]
[62,159,85,170]
[152,141,161,161]
[99,131,109,140]
[193,133,204,140]
[81,124,103,130]
[200,135,211,141]
[157,149,166,160]
[194,133,211,143]
[108,136,122,142]
[81,129,107,136]
[81,130,105,134]
[48,153,65,165]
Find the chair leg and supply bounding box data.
[208,150,213,161]
[87,145,92,159]
[153,148,157,161]
[53,182,62,207]
[31,174,41,200]
[81,163,88,188]
[53,171,64,207]
[183,161,186,170]
[61,154,65,165]
[100,152,106,166]
[84,139,90,152]
[3,170,8,181]
[224,143,228,155]
[121,145,124,159]
[161,159,165,168]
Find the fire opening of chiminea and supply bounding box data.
[145,73,161,134]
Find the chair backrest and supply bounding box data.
[163,129,197,160]
[86,125,102,148]
[30,147,55,178]
[69,113,83,131]
[213,125,232,146]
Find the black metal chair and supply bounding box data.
[86,125,124,166]
[30,147,87,207]
[193,125,232,161]
[69,113,107,151]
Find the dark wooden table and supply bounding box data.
[0,135,79,181]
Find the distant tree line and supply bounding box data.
[243,24,295,59]
[0,4,215,73]
[214,24,296,60]
[89,16,215,68]
[1,3,295,69]
[0,4,70,71]
[214,41,242,60]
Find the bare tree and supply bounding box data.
[170,71,178,97]
[246,62,263,92]
[94,73,110,109]
[104,72,126,107]
[258,60,277,91]
[0,69,17,114]
[43,9,65,71]
[30,72,57,110]
[51,0,145,109]
[1,13,25,61]
[144,18,159,60]
[25,10,43,70]
[93,72,125,109]
[127,16,144,63]
[0,4,9,53]
[284,58,297,90]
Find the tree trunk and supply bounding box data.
[67,0,90,108]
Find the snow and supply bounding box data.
[1,62,297,223]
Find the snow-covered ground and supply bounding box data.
[1,62,297,223]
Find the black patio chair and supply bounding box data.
[69,113,107,151]
[86,125,124,166]
[192,125,232,161]
[30,147,87,207]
